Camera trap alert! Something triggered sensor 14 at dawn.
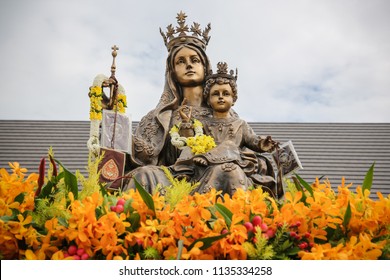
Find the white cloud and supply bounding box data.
[0,0,389,122]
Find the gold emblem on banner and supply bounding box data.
[101,159,119,180]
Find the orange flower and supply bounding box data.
[9,162,28,178]
[0,224,19,259]
[181,241,213,260]
[1,161,389,260]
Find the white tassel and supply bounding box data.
[87,119,101,157]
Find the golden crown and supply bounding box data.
[160,11,211,52]
[207,62,238,81]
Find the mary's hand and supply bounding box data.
[178,98,192,123]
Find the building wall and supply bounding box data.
[1,120,389,197]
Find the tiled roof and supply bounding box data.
[254,122,390,198]
[1,120,389,197]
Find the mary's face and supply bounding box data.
[173,47,205,86]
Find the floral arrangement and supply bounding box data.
[88,86,103,121]
[88,86,127,121]
[169,119,216,154]
[0,152,389,260]
[113,93,127,114]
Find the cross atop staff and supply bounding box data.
[106,45,119,110]
[112,44,119,53]
[111,45,119,78]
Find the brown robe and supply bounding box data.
[173,117,276,196]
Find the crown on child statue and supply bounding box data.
[160,11,211,52]
[207,62,238,81]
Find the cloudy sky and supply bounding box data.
[0,0,389,122]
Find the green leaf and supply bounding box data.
[214,203,233,228]
[39,180,55,198]
[281,239,293,251]
[294,173,314,197]
[95,207,104,218]
[58,217,69,227]
[343,201,352,231]
[99,184,109,197]
[206,219,216,230]
[207,206,218,220]
[124,198,134,214]
[0,215,14,222]
[38,173,64,199]
[14,192,26,204]
[54,159,78,199]
[0,209,19,222]
[188,233,228,251]
[325,226,336,240]
[286,247,300,256]
[134,178,155,215]
[101,195,110,215]
[106,195,117,206]
[177,240,184,260]
[128,213,140,232]
[292,176,308,203]
[362,162,375,195]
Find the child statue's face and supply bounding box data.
[208,83,234,113]
[173,47,205,86]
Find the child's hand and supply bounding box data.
[260,136,279,152]
[193,157,208,166]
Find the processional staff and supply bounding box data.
[109,45,119,149]
[108,45,119,110]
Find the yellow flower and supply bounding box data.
[192,119,203,129]
[89,111,102,121]
[89,91,103,120]
[89,86,102,96]
[170,124,180,134]
[187,135,216,155]
[117,94,127,107]
[25,249,39,260]
[144,219,160,233]
[113,94,127,113]
[117,102,125,113]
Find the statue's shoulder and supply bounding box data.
[158,91,174,106]
[229,108,239,119]
[135,108,163,136]
[139,108,158,125]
